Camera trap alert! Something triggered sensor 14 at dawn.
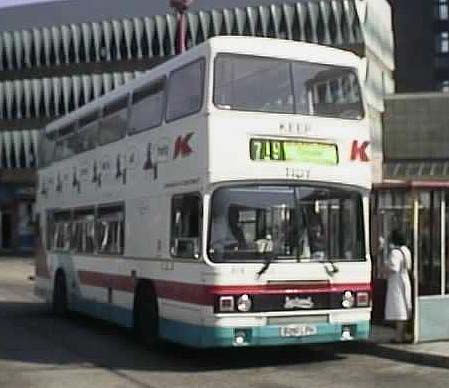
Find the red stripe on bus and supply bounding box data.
[77,270,370,305]
[78,271,135,292]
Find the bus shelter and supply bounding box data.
[372,181,449,342]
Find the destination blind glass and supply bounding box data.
[250,139,338,165]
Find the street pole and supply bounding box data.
[169,0,194,54]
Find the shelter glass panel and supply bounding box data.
[418,191,442,296]
[446,191,449,294]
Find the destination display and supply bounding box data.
[250,139,338,165]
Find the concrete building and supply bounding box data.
[388,0,449,93]
[0,0,394,253]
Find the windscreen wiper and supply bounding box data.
[255,236,275,277]
[257,253,275,277]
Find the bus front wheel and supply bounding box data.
[134,283,159,348]
[52,270,68,316]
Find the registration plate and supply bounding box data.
[280,325,317,337]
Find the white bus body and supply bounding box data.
[35,37,372,347]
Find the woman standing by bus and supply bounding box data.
[385,229,413,343]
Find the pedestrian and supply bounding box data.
[384,229,412,343]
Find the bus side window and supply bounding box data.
[166,59,205,122]
[39,134,54,167]
[99,96,128,146]
[53,221,71,251]
[129,78,165,135]
[50,211,72,252]
[170,194,201,259]
[85,219,95,253]
[96,205,124,255]
[53,124,76,162]
[46,214,54,250]
[71,221,83,252]
[72,210,95,254]
[77,111,99,153]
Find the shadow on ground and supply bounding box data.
[1,301,448,373]
[0,301,343,373]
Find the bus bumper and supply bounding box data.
[159,319,370,348]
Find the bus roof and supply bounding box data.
[45,36,361,136]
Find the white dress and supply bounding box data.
[384,245,412,321]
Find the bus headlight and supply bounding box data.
[342,291,355,309]
[236,294,252,312]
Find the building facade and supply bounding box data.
[389,0,449,92]
[0,0,394,253]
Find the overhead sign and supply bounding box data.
[250,138,338,165]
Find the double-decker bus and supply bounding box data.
[35,36,372,348]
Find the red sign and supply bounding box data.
[350,140,370,162]
[174,132,194,159]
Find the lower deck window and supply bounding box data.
[96,209,124,255]
[46,205,124,255]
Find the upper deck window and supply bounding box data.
[129,78,166,134]
[39,133,55,168]
[53,134,78,161]
[76,112,98,153]
[77,111,99,153]
[214,54,364,120]
[99,96,128,146]
[166,59,205,122]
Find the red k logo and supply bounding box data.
[350,140,370,162]
[174,132,194,159]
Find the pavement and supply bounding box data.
[363,328,449,369]
[1,258,449,388]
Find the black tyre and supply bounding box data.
[52,271,68,317]
[134,284,159,348]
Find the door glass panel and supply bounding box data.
[375,190,413,279]
[371,189,413,323]
[446,191,449,294]
[418,191,441,295]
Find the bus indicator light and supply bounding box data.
[219,296,235,312]
[356,292,370,307]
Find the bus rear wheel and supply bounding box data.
[134,283,159,348]
[52,271,68,317]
